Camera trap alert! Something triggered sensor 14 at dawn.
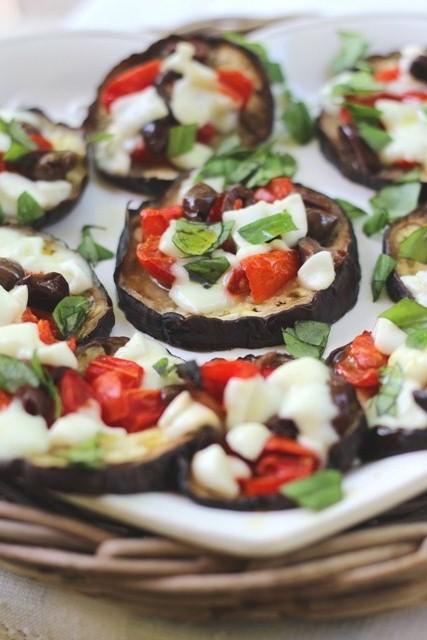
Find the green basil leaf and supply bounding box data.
[370,182,421,222]
[399,226,427,264]
[173,219,233,257]
[152,357,177,377]
[332,72,383,97]
[0,354,39,393]
[376,364,403,416]
[371,253,396,301]
[363,208,388,236]
[281,469,344,511]
[406,327,427,349]
[343,102,382,124]
[1,119,37,162]
[16,191,44,224]
[0,204,5,225]
[335,198,368,220]
[167,123,197,157]
[4,141,29,162]
[282,92,314,145]
[282,321,331,359]
[53,295,90,339]
[86,131,114,143]
[216,134,242,156]
[239,212,296,244]
[358,122,391,152]
[397,168,422,183]
[77,225,114,266]
[60,436,104,469]
[224,33,284,83]
[245,151,297,187]
[31,351,61,418]
[380,298,427,330]
[184,255,230,286]
[332,31,369,74]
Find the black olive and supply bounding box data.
[410,54,427,82]
[414,389,427,412]
[0,258,25,291]
[297,237,323,262]
[307,208,339,243]
[20,272,70,312]
[176,360,202,387]
[161,384,187,405]
[265,416,299,439]
[221,186,255,213]
[10,151,78,181]
[183,183,218,221]
[338,124,381,174]
[141,116,174,155]
[16,385,53,424]
[154,70,181,104]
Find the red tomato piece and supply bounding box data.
[263,436,319,460]
[22,307,40,323]
[136,235,176,288]
[374,66,400,83]
[267,177,294,200]
[197,123,217,143]
[30,134,53,151]
[122,388,165,432]
[59,370,94,415]
[201,359,259,401]
[91,371,128,424]
[0,390,11,410]
[140,206,183,238]
[217,69,254,105]
[100,59,162,110]
[85,355,144,389]
[339,106,352,124]
[37,319,57,345]
[67,336,77,353]
[335,331,388,388]
[208,194,225,222]
[392,159,421,170]
[226,265,250,296]
[240,250,300,303]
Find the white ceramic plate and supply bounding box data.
[2,14,427,557]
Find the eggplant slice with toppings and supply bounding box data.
[383,205,427,303]
[0,108,87,227]
[85,34,274,195]
[114,183,360,350]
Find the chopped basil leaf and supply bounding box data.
[335,198,367,220]
[281,469,344,511]
[370,182,421,222]
[239,212,296,244]
[0,118,37,162]
[371,254,396,301]
[224,33,284,83]
[0,354,39,393]
[245,151,297,187]
[87,131,114,143]
[282,91,314,145]
[0,204,5,225]
[344,102,382,124]
[363,208,388,236]
[332,72,382,97]
[53,295,90,339]
[380,298,427,331]
[16,191,44,224]
[397,168,422,183]
[167,123,197,157]
[399,226,427,264]
[153,357,177,377]
[332,31,369,74]
[184,255,230,286]
[60,436,104,469]
[216,134,242,156]
[376,365,403,416]
[406,328,427,349]
[31,351,61,418]
[5,141,30,162]
[77,225,114,266]
[282,321,331,359]
[173,219,233,257]
[358,122,391,152]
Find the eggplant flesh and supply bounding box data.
[383,206,427,302]
[114,184,360,350]
[85,34,274,195]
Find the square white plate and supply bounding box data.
[2,14,427,557]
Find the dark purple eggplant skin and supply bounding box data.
[85,34,274,195]
[114,184,360,350]
[383,206,427,302]
[360,426,427,462]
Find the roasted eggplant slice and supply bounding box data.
[317,47,427,190]
[0,225,114,343]
[114,182,360,350]
[85,34,273,195]
[383,205,427,304]
[0,108,87,227]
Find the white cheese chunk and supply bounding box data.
[191,444,250,499]
[168,262,233,314]
[268,357,331,389]
[95,137,131,175]
[0,172,72,218]
[226,422,271,461]
[297,251,335,291]
[0,322,77,368]
[171,142,213,169]
[373,317,407,355]
[224,375,282,430]
[0,133,10,152]
[158,390,220,439]
[109,86,168,138]
[0,400,49,460]
[49,403,125,447]
[0,285,28,326]
[400,270,427,307]
[170,77,237,132]
[115,331,181,389]
[367,379,427,430]
[389,344,427,386]
[377,100,427,173]
[162,42,217,89]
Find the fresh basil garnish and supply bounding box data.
[343,102,382,124]
[358,122,391,152]
[0,118,37,162]
[397,168,422,183]
[281,469,344,511]
[332,72,382,97]
[335,198,367,220]
[224,33,284,83]
[31,351,61,418]
[332,31,369,74]
[282,90,314,145]
[380,298,427,331]
[173,219,233,257]
[152,357,177,377]
[371,182,421,222]
[371,254,396,301]
[0,354,39,393]
[238,212,296,244]
[77,225,114,266]
[86,131,114,144]
[184,255,230,286]
[376,365,403,416]
[60,436,104,469]
[245,151,297,187]
[406,328,427,350]
[282,320,331,359]
[52,295,90,339]
[399,226,427,264]
[167,123,197,157]
[363,209,388,236]
[16,191,44,224]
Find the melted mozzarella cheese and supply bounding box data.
[170,142,213,169]
[108,86,168,138]
[115,331,182,389]
[389,344,427,386]
[377,100,427,174]
[0,227,92,294]
[0,285,28,326]
[191,444,251,499]
[226,422,271,461]
[169,262,234,314]
[0,323,77,368]
[367,378,427,430]
[158,390,220,439]
[297,251,335,291]
[400,270,427,307]
[162,42,217,89]
[0,172,72,218]
[49,403,125,447]
[170,77,237,133]
[224,375,282,430]
[0,400,49,460]
[373,317,407,355]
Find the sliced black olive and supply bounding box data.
[142,116,174,155]
[338,124,381,174]
[15,385,53,424]
[221,185,255,213]
[20,272,70,312]
[0,258,25,291]
[176,360,202,387]
[307,208,339,243]
[297,237,323,262]
[154,70,181,104]
[265,416,299,439]
[11,151,78,181]
[183,183,218,220]
[410,54,427,82]
[414,389,427,412]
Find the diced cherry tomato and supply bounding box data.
[200,359,259,401]
[335,331,388,388]
[67,336,77,352]
[140,206,183,238]
[136,235,175,288]
[30,134,53,151]
[197,123,217,143]
[374,66,400,83]
[264,436,319,460]
[0,390,11,410]
[100,59,162,110]
[59,370,94,415]
[267,178,294,200]
[339,106,352,124]
[122,388,165,432]
[226,265,250,296]
[85,355,144,389]
[392,159,420,170]
[91,371,128,424]
[208,194,225,222]
[217,69,254,105]
[37,319,57,345]
[240,250,300,303]
[241,460,315,496]
[22,307,40,323]
[401,90,427,102]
